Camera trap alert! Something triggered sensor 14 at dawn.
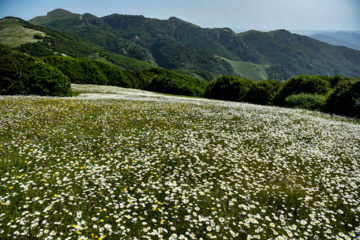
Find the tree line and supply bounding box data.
[205,75,360,118]
[1,46,359,118]
[0,46,72,96]
[0,46,206,97]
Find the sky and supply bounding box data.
[0,0,359,32]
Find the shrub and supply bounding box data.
[325,78,360,118]
[141,68,208,97]
[204,75,253,101]
[147,76,196,96]
[42,56,108,85]
[285,93,326,111]
[245,79,281,105]
[0,46,72,96]
[93,61,133,88]
[274,75,331,106]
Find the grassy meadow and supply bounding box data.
[220,58,269,81]
[1,84,360,240]
[0,18,47,48]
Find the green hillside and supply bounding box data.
[0,16,209,97]
[30,10,236,80]
[28,9,360,81]
[238,30,360,77]
[0,45,72,96]
[220,57,270,81]
[0,17,47,48]
[0,17,156,72]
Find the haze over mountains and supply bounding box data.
[309,32,360,51]
[273,30,360,51]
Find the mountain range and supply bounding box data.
[310,32,360,51]
[1,8,360,81]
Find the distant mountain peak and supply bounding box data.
[29,8,80,24]
[48,8,73,15]
[43,8,80,19]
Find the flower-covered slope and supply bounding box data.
[0,84,359,240]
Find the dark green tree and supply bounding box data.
[42,56,108,85]
[141,68,208,97]
[0,46,72,96]
[325,78,360,117]
[245,79,281,105]
[274,75,331,106]
[285,93,326,111]
[93,61,133,88]
[147,76,196,96]
[205,75,253,101]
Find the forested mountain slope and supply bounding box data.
[29,9,360,80]
[0,16,156,72]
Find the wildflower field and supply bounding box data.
[1,84,360,240]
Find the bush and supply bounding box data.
[42,56,108,85]
[325,78,360,118]
[147,76,196,96]
[93,61,133,88]
[0,46,72,96]
[43,56,141,88]
[245,79,281,105]
[285,93,325,111]
[274,75,331,106]
[204,75,253,101]
[33,34,45,39]
[141,68,208,97]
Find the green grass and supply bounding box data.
[0,18,47,48]
[71,91,83,97]
[0,88,359,239]
[220,57,269,81]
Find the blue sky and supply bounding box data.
[0,0,359,31]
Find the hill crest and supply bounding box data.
[30,8,82,24]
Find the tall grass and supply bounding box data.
[1,86,360,240]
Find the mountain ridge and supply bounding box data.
[15,9,360,80]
